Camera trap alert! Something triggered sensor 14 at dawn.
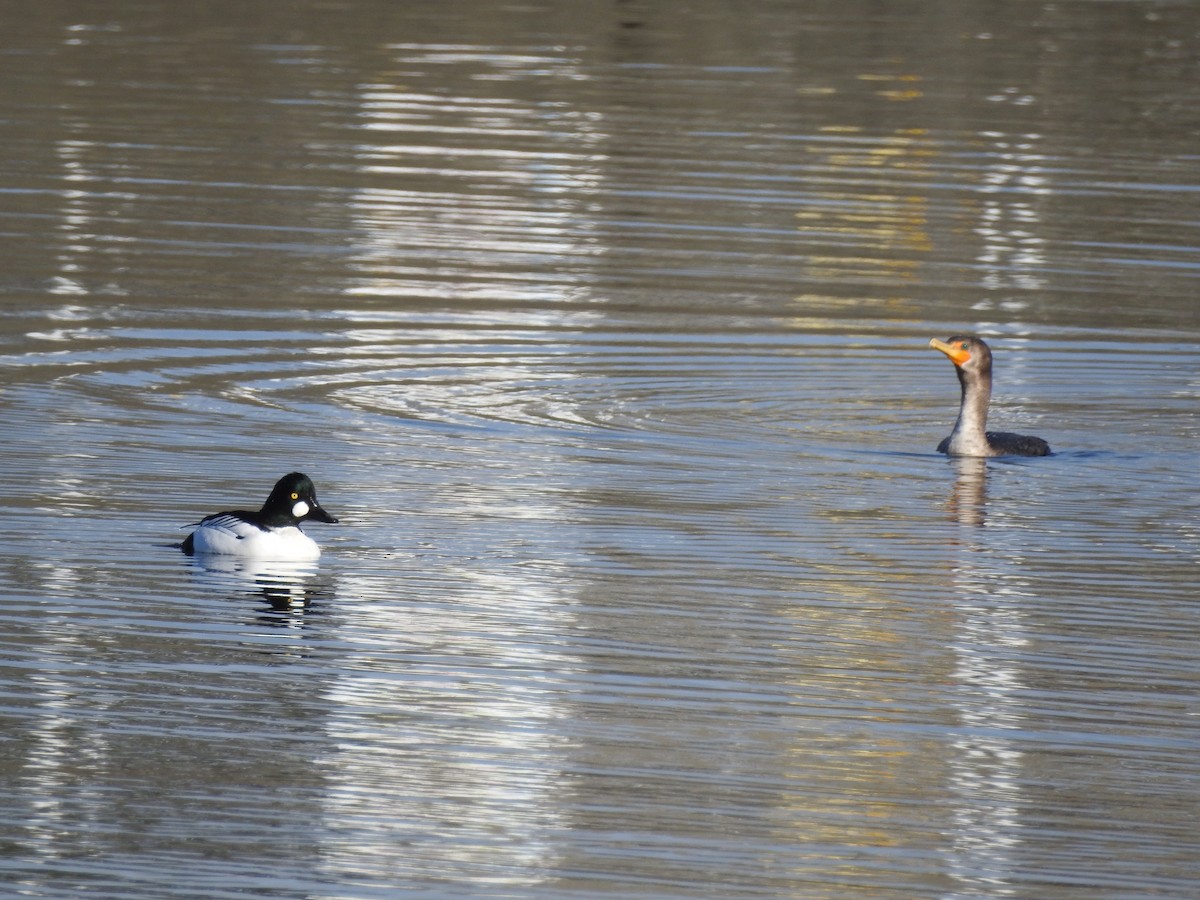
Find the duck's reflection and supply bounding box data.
[186,554,336,619]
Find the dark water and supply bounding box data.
[1,2,1198,897]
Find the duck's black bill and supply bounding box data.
[308,507,338,524]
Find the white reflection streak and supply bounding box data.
[315,573,573,886]
[973,132,1048,300]
[945,586,1026,898]
[51,140,97,297]
[18,564,112,867]
[312,46,607,887]
[944,460,1027,898]
[343,77,606,309]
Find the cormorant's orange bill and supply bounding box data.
[929,337,971,367]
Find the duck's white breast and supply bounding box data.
[190,516,321,561]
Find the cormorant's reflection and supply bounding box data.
[947,456,988,527]
[941,452,1029,892]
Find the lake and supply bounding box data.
[0,1,1198,897]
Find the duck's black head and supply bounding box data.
[262,472,338,524]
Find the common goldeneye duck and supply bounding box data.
[180,472,338,561]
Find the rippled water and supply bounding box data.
[2,2,1199,898]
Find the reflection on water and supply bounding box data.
[315,570,574,888]
[942,456,1026,896]
[187,555,336,615]
[948,455,989,527]
[2,1,1200,898]
[974,131,1048,297]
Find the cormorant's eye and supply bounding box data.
[960,342,969,351]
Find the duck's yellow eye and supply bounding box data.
[290,492,299,500]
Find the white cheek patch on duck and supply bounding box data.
[292,500,310,518]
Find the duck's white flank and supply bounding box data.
[189,514,321,561]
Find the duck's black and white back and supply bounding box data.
[181,472,338,561]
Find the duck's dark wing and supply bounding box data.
[195,509,265,528]
[986,431,1051,456]
[179,510,267,555]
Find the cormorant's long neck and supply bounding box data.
[951,367,992,451]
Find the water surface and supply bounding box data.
[1,2,1198,898]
